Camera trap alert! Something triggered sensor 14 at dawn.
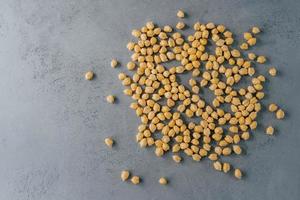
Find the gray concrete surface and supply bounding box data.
[0,0,300,199]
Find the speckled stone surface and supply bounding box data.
[0,0,300,200]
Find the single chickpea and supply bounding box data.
[159,177,168,185]
[104,137,114,148]
[234,168,242,179]
[247,38,257,46]
[127,61,136,70]
[233,145,242,154]
[266,126,274,135]
[213,161,222,171]
[257,56,266,64]
[131,176,140,185]
[85,71,94,80]
[176,22,185,30]
[111,59,118,68]
[177,10,185,18]
[223,162,231,173]
[252,26,261,34]
[268,103,278,112]
[106,95,115,104]
[244,32,252,40]
[269,67,277,76]
[240,43,248,50]
[172,154,182,163]
[276,109,285,119]
[121,170,130,181]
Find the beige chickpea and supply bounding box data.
[257,56,266,63]
[234,168,242,179]
[159,177,168,185]
[121,170,130,181]
[266,126,274,135]
[276,109,285,119]
[177,10,185,18]
[104,137,114,147]
[252,26,261,34]
[247,38,256,46]
[213,161,222,171]
[268,103,278,112]
[192,154,201,161]
[131,176,140,184]
[127,61,136,70]
[85,71,94,80]
[172,154,182,163]
[176,22,185,30]
[244,32,252,40]
[155,147,164,157]
[269,67,277,76]
[111,59,118,68]
[163,25,173,33]
[233,145,242,154]
[223,162,231,173]
[106,95,115,104]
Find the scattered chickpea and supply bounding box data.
[248,53,256,60]
[234,168,242,179]
[240,43,248,50]
[106,95,115,104]
[159,177,168,185]
[266,126,274,135]
[244,32,252,40]
[176,22,185,30]
[247,38,256,46]
[213,161,222,171]
[177,10,185,18]
[104,137,114,148]
[223,162,231,173]
[252,26,261,34]
[111,59,118,68]
[131,176,140,185]
[121,170,130,181]
[268,103,278,112]
[257,56,266,63]
[276,109,285,119]
[85,71,94,80]
[127,61,136,70]
[269,67,277,76]
[233,145,242,155]
[172,155,182,163]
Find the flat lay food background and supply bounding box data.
[0,0,299,199]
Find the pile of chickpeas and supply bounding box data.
[86,10,285,182]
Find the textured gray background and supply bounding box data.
[0,0,300,200]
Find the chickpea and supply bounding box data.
[257,56,266,64]
[234,168,242,179]
[268,103,278,112]
[111,59,118,68]
[266,126,274,135]
[252,26,260,34]
[213,161,222,171]
[121,170,130,181]
[85,71,94,80]
[172,154,182,163]
[106,95,115,104]
[131,176,140,184]
[177,10,185,18]
[276,109,285,119]
[159,177,168,185]
[104,137,114,148]
[269,67,277,76]
[223,162,231,173]
[176,22,185,30]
